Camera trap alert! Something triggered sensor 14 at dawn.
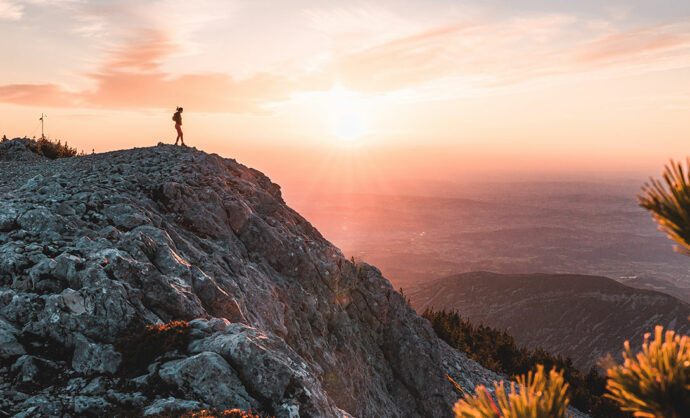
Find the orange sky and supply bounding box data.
[1,0,689,195]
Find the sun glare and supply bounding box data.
[326,86,369,141]
[287,85,374,142]
[333,110,366,141]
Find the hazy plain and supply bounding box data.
[288,179,690,302]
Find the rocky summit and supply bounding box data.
[0,141,503,417]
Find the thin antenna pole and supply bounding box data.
[39,113,46,140]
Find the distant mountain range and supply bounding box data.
[289,187,690,303]
[407,272,690,370]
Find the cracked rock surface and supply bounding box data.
[0,141,524,417]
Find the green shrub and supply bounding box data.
[638,159,690,255]
[601,326,690,418]
[115,321,191,376]
[454,365,571,418]
[423,309,630,417]
[26,137,79,159]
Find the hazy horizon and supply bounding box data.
[285,179,690,305]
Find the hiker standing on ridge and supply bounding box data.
[173,107,185,146]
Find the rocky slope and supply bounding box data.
[0,141,507,417]
[407,272,690,370]
[0,138,47,162]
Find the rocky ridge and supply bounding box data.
[0,141,508,417]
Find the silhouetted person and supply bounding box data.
[173,107,185,146]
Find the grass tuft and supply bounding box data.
[454,365,571,418]
[639,159,690,255]
[601,325,690,418]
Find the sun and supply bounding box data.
[333,110,366,141]
[286,85,373,142]
[326,86,369,141]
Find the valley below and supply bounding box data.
[289,180,690,303]
[289,181,690,372]
[406,272,690,370]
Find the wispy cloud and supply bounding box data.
[0,28,300,113]
[333,24,478,93]
[0,3,689,112]
[84,30,297,112]
[304,4,423,50]
[0,1,295,113]
[574,23,690,64]
[0,83,77,106]
[331,16,690,95]
[1,0,85,21]
[0,0,23,20]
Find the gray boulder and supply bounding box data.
[17,207,62,234]
[73,395,112,414]
[11,355,59,389]
[0,203,18,231]
[0,319,24,358]
[72,333,122,375]
[190,323,344,417]
[15,394,63,417]
[143,397,205,416]
[104,203,150,231]
[158,351,256,411]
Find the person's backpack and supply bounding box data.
[172,112,180,124]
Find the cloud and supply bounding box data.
[0,29,301,113]
[1,4,689,112]
[304,4,422,49]
[78,0,234,51]
[574,24,690,65]
[330,16,690,95]
[0,84,78,106]
[0,0,85,21]
[0,1,291,113]
[0,0,23,20]
[333,24,478,93]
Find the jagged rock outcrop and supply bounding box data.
[0,142,508,417]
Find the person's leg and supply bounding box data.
[175,124,182,145]
[179,127,185,146]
